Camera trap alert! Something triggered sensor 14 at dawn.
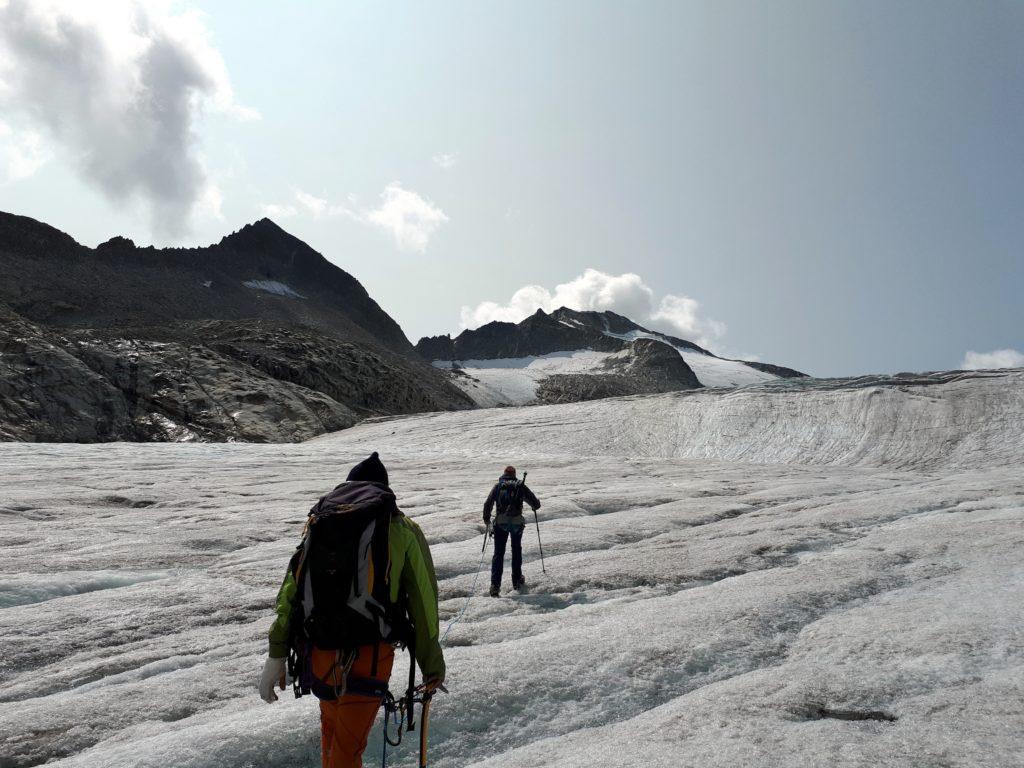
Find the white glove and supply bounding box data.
[258,656,287,703]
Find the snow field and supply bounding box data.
[677,350,777,388]
[434,350,622,406]
[1,370,1022,767]
[431,341,776,406]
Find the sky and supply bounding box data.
[1,0,1022,377]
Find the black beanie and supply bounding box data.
[346,451,389,486]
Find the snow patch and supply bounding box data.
[242,280,305,299]
[677,351,776,388]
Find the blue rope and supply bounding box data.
[440,541,488,646]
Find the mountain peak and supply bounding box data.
[96,235,137,251]
[251,217,285,232]
[219,217,295,248]
[0,209,419,356]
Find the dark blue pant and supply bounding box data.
[491,523,525,588]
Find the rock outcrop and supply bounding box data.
[0,306,133,442]
[536,338,703,404]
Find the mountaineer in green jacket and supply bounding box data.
[258,452,445,768]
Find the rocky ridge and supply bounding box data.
[0,211,473,442]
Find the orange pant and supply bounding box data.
[319,643,395,768]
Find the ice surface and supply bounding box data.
[0,570,170,608]
[1,370,1022,767]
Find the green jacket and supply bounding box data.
[267,513,445,680]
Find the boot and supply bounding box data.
[489,585,500,597]
[514,576,527,593]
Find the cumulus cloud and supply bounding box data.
[961,348,1024,370]
[651,294,727,345]
[433,152,458,170]
[261,183,449,252]
[363,183,448,252]
[0,0,257,236]
[460,269,728,350]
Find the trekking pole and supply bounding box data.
[520,472,546,574]
[533,506,546,574]
[481,523,491,553]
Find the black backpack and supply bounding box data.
[287,481,411,700]
[495,476,522,515]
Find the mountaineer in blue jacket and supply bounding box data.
[483,465,540,596]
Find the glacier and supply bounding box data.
[0,369,1022,767]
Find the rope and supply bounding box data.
[440,539,489,646]
[384,532,490,766]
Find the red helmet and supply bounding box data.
[503,465,516,476]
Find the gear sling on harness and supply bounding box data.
[381,683,435,768]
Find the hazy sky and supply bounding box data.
[1,1,1022,376]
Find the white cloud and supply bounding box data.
[260,202,297,219]
[459,268,728,350]
[651,294,727,345]
[433,152,458,170]
[196,179,224,220]
[295,189,328,217]
[0,120,51,181]
[261,183,448,252]
[261,189,326,220]
[364,183,448,252]
[0,0,257,236]
[961,348,1024,370]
